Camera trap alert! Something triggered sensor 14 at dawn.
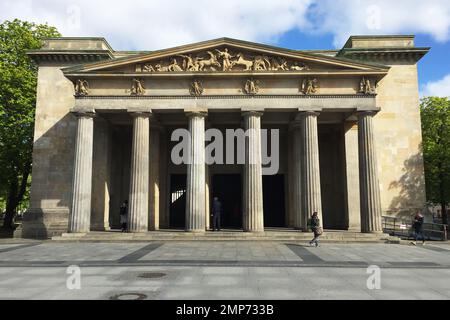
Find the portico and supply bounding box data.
[19,35,429,239]
[67,93,383,235]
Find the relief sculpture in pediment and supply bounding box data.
[140,47,311,73]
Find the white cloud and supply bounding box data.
[421,74,450,97]
[0,0,313,50]
[308,0,450,47]
[0,0,450,50]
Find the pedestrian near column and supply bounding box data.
[211,197,222,231]
[308,212,323,247]
[119,200,128,232]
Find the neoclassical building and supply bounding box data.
[18,35,428,238]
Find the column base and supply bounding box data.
[361,230,385,234]
[62,232,87,237]
[91,223,111,231]
[185,230,206,234]
[17,208,69,239]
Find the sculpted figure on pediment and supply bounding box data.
[178,54,200,71]
[155,61,170,72]
[214,48,235,71]
[290,62,309,71]
[197,51,221,71]
[143,64,155,72]
[253,55,271,71]
[232,52,254,71]
[168,58,183,72]
[271,57,288,71]
[138,47,313,73]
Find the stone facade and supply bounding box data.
[17,36,429,239]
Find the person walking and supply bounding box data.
[119,200,128,232]
[308,212,323,247]
[411,211,426,246]
[211,197,222,231]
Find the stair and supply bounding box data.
[52,230,398,243]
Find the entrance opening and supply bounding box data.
[319,124,347,230]
[212,174,242,229]
[169,174,186,229]
[263,174,286,227]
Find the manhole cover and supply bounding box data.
[110,293,147,300]
[138,272,166,279]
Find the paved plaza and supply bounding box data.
[0,241,449,300]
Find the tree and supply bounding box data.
[420,97,450,226]
[0,19,60,229]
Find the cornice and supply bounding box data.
[338,47,430,63]
[63,70,388,78]
[74,94,377,100]
[27,50,114,64]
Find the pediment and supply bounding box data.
[64,38,389,75]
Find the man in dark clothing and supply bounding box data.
[411,211,426,246]
[308,212,322,247]
[120,200,128,232]
[211,197,222,231]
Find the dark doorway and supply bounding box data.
[169,174,186,229]
[263,175,286,227]
[319,124,347,230]
[212,174,242,229]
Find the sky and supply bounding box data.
[1,0,449,97]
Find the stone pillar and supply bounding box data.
[149,122,161,231]
[91,117,112,231]
[344,121,361,231]
[205,164,211,230]
[300,111,323,228]
[358,111,383,233]
[69,111,95,233]
[290,120,305,230]
[159,129,170,228]
[128,112,150,232]
[185,112,206,232]
[243,112,264,232]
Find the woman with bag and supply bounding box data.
[308,212,323,247]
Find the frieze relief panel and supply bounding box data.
[135,47,312,73]
[72,76,381,97]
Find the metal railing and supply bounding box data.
[382,216,448,241]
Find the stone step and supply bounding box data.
[52,231,397,243]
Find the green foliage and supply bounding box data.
[420,97,450,215]
[0,19,60,218]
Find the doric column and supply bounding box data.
[128,112,150,232]
[300,111,323,228]
[358,111,383,233]
[243,111,264,232]
[69,111,95,233]
[148,121,161,231]
[185,112,206,232]
[290,120,305,230]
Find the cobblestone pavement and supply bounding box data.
[0,241,449,299]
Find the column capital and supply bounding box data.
[295,111,320,120]
[185,111,207,118]
[130,111,152,118]
[357,110,379,117]
[70,109,96,118]
[242,111,263,118]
